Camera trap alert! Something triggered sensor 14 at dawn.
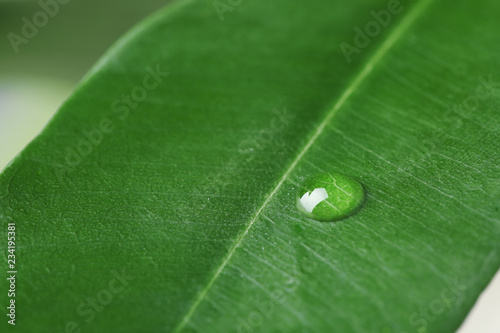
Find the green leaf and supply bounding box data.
[1,0,500,332]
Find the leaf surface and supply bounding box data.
[1,0,500,332]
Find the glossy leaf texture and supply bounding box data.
[1,0,500,332]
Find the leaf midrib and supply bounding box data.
[172,0,435,330]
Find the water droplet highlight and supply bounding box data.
[296,172,365,222]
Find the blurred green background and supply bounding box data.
[0,0,176,169]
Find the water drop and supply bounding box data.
[296,172,365,222]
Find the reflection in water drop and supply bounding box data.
[296,172,365,222]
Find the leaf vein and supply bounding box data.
[172,0,435,330]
